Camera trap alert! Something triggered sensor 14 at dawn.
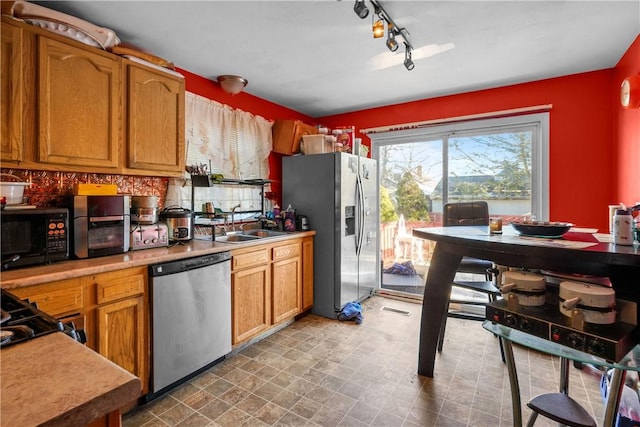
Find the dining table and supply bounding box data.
[411,225,640,379]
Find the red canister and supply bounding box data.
[334,126,355,153]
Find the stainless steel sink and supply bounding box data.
[216,234,261,243]
[243,229,288,237]
[216,229,288,243]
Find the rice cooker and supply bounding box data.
[500,271,546,306]
[559,281,617,325]
[160,206,194,242]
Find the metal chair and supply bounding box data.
[437,201,504,359]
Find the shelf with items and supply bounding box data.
[189,174,272,218]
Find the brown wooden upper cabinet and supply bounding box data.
[38,36,121,169]
[271,119,318,155]
[1,19,25,162]
[0,16,185,177]
[124,60,185,174]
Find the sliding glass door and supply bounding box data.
[372,113,549,298]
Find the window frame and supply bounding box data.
[369,112,550,220]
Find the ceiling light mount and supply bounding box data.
[217,75,248,95]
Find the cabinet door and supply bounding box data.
[126,62,185,173]
[272,119,317,155]
[272,256,302,324]
[302,237,314,311]
[37,36,120,168]
[232,264,270,344]
[1,19,24,162]
[10,278,85,317]
[96,296,147,393]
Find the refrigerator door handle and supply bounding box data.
[355,174,365,256]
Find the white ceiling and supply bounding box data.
[34,1,640,118]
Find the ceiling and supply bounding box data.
[33,1,640,118]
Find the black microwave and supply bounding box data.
[0,207,69,270]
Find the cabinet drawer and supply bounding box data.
[93,268,146,304]
[272,242,301,261]
[11,279,84,317]
[232,248,270,271]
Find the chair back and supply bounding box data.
[443,201,489,226]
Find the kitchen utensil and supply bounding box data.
[131,195,159,208]
[511,221,573,238]
[0,174,30,205]
[160,206,195,241]
[559,280,616,325]
[130,196,160,224]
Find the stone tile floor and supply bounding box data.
[123,295,608,426]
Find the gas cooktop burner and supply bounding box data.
[0,289,84,348]
[486,295,638,362]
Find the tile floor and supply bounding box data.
[123,295,609,427]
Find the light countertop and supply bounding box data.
[0,231,315,290]
[0,333,141,427]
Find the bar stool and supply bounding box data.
[525,357,596,427]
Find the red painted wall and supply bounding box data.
[613,35,640,207]
[179,37,638,232]
[317,71,616,231]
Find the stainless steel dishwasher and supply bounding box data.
[148,251,231,399]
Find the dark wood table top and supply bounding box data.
[411,226,640,378]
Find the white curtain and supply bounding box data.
[165,92,273,217]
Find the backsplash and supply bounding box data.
[0,169,169,208]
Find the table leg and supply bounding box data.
[604,368,626,427]
[503,339,522,427]
[418,243,462,377]
[559,357,569,394]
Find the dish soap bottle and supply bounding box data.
[613,207,634,245]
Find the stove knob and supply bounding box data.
[144,239,150,244]
[152,237,158,243]
[519,318,531,331]
[567,333,584,349]
[588,339,606,356]
[504,314,517,327]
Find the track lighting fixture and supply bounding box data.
[385,22,399,52]
[403,44,415,71]
[353,0,369,19]
[372,19,385,38]
[353,0,416,70]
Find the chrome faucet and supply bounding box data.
[231,204,241,231]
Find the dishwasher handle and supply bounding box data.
[150,252,230,277]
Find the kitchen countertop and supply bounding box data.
[0,230,316,290]
[0,332,141,427]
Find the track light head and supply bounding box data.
[404,45,415,71]
[386,24,399,52]
[372,19,385,38]
[354,0,369,19]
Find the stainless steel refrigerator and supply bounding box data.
[282,152,378,319]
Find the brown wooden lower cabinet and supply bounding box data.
[232,263,271,343]
[96,296,146,387]
[10,266,149,397]
[231,236,313,345]
[302,237,314,311]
